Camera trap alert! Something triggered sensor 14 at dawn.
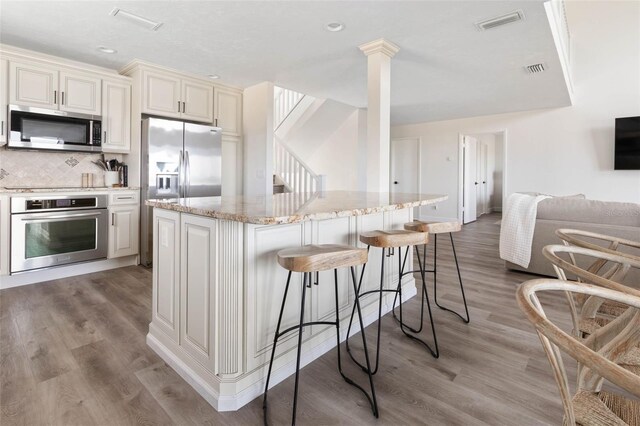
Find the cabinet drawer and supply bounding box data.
[109,191,139,206]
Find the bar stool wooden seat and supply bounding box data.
[403,220,470,323]
[346,229,439,378]
[263,244,378,425]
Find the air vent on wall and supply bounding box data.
[525,63,546,74]
[109,8,163,31]
[476,11,524,30]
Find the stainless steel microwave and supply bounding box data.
[8,104,102,152]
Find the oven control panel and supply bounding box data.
[26,198,97,210]
[11,195,108,214]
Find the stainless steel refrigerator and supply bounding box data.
[140,117,222,266]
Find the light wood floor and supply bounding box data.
[1,213,574,425]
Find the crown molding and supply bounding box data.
[0,44,131,82]
[358,38,400,58]
[120,59,243,92]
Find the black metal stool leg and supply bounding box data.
[433,233,470,323]
[396,246,439,358]
[346,247,385,375]
[335,268,379,417]
[346,266,379,417]
[263,270,293,423]
[392,245,424,333]
[291,272,309,425]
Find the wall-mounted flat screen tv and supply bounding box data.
[615,116,640,170]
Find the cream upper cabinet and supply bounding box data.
[9,62,102,115]
[181,79,213,123]
[140,68,215,123]
[214,87,242,137]
[142,70,181,118]
[102,80,131,153]
[9,61,59,108]
[1,59,8,144]
[59,71,101,115]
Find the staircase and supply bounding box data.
[273,87,321,194]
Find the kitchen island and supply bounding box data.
[146,191,447,411]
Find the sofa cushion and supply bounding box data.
[536,198,640,227]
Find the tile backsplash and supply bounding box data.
[0,149,121,188]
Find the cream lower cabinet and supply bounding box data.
[152,209,181,343]
[108,192,139,259]
[1,59,8,144]
[147,207,416,411]
[0,195,9,276]
[179,214,217,369]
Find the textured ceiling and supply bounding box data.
[0,1,571,124]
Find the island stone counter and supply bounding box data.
[146,191,446,411]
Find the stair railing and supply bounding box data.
[274,87,305,131]
[274,135,320,194]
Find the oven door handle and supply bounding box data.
[18,212,103,222]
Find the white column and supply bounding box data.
[242,82,274,196]
[359,39,399,193]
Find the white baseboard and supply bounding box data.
[147,284,417,412]
[0,256,139,289]
[492,207,502,213]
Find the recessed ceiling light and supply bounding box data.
[97,46,117,54]
[109,7,163,31]
[325,22,345,32]
[208,74,220,80]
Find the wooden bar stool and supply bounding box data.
[263,244,378,425]
[346,230,439,378]
[404,220,470,323]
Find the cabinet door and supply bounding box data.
[59,71,101,115]
[214,87,241,137]
[0,195,8,276]
[108,205,139,258]
[181,79,213,123]
[180,214,217,370]
[153,209,180,343]
[142,70,181,118]
[9,61,59,108]
[245,222,309,371]
[0,59,7,144]
[101,81,131,153]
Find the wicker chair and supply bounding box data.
[517,279,640,426]
[556,229,640,264]
[542,244,640,337]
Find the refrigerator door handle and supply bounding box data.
[185,150,191,197]
[179,150,184,197]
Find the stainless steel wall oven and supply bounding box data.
[11,195,108,273]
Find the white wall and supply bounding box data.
[392,0,640,221]
[243,82,274,196]
[280,98,365,191]
[305,110,361,191]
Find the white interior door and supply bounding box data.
[463,136,478,223]
[476,143,488,216]
[390,137,419,194]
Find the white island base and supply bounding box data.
[147,192,445,411]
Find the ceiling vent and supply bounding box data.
[109,8,163,31]
[525,63,546,74]
[476,11,524,30]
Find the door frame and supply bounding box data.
[457,130,508,224]
[390,137,422,194]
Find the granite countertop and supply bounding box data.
[0,186,140,194]
[146,191,448,225]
